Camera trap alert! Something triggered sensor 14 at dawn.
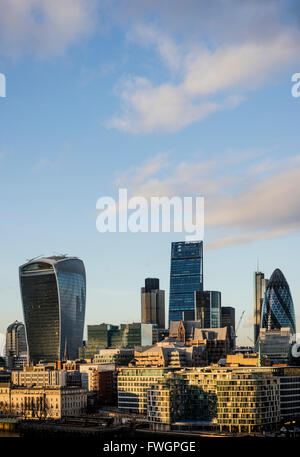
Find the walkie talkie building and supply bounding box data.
[19,256,86,364]
[261,268,296,334]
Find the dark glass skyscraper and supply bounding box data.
[194,291,221,328]
[261,268,296,334]
[169,241,203,324]
[19,256,86,364]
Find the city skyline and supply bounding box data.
[0,246,298,348]
[0,1,300,346]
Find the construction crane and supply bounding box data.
[234,310,245,343]
[247,336,254,345]
[236,311,245,335]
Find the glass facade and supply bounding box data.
[20,257,86,364]
[194,291,221,328]
[261,268,296,334]
[169,241,203,324]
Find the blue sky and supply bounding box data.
[0,1,300,346]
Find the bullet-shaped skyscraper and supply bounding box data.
[261,268,296,334]
[19,256,86,364]
[141,278,165,329]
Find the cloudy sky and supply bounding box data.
[0,0,299,345]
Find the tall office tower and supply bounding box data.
[221,307,235,332]
[169,241,203,325]
[6,321,27,368]
[261,268,296,334]
[141,278,165,329]
[19,256,86,364]
[194,291,221,328]
[254,272,268,344]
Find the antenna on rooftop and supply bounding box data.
[26,254,44,262]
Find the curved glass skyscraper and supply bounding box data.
[19,256,86,364]
[261,268,296,334]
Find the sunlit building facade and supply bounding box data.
[19,256,86,364]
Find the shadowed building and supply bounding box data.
[221,307,235,332]
[194,291,221,328]
[141,278,165,329]
[19,256,86,364]
[254,271,268,345]
[169,241,203,325]
[6,321,27,369]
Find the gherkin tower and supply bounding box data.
[261,268,296,334]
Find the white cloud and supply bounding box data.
[115,150,300,249]
[0,0,97,57]
[108,26,300,133]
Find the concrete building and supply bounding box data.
[0,385,86,419]
[169,321,233,363]
[131,341,206,368]
[11,366,67,387]
[141,278,165,329]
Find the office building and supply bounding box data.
[93,348,134,366]
[11,366,67,387]
[169,241,203,324]
[194,291,221,328]
[141,278,165,328]
[117,367,175,414]
[254,271,268,344]
[258,327,291,363]
[221,307,235,332]
[6,321,27,369]
[148,367,280,433]
[119,323,152,348]
[80,323,153,359]
[79,324,120,359]
[261,269,296,334]
[19,256,86,364]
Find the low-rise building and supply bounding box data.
[131,341,206,368]
[258,328,291,364]
[11,366,67,387]
[0,385,87,419]
[93,348,134,366]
